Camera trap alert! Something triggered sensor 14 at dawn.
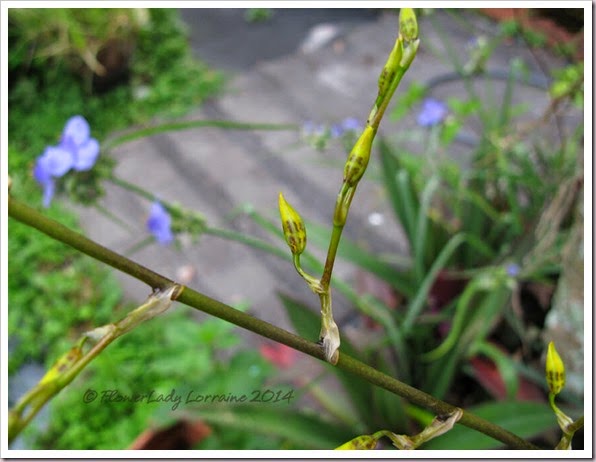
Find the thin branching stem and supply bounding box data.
[8,196,540,450]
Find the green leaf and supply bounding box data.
[422,278,482,363]
[196,405,353,449]
[424,343,465,400]
[402,233,467,332]
[395,169,419,245]
[476,342,520,400]
[412,175,440,281]
[278,292,320,343]
[421,401,557,449]
[379,138,417,246]
[440,118,462,146]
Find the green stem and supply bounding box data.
[108,174,291,259]
[320,223,343,289]
[108,175,155,202]
[103,119,298,152]
[9,197,170,291]
[8,196,539,450]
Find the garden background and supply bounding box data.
[6,6,587,452]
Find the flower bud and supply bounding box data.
[343,125,375,187]
[399,8,418,42]
[546,341,566,395]
[377,38,403,99]
[278,192,307,255]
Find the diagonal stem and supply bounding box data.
[8,196,539,450]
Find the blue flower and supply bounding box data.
[505,263,521,277]
[330,123,344,138]
[147,201,174,245]
[302,120,326,137]
[340,117,362,132]
[416,98,448,127]
[330,117,363,138]
[33,115,100,207]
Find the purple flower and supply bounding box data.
[341,117,362,132]
[33,115,100,207]
[147,201,174,245]
[61,115,100,171]
[505,263,521,277]
[416,98,448,127]
[302,120,326,137]
[330,123,344,138]
[330,117,363,138]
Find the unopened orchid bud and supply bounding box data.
[378,38,403,100]
[278,192,307,256]
[546,341,566,395]
[343,125,375,187]
[399,8,420,69]
[399,8,419,42]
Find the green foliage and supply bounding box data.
[196,405,351,449]
[8,187,121,374]
[131,9,223,118]
[7,8,224,360]
[8,8,145,77]
[8,8,223,161]
[550,62,584,108]
[237,11,581,448]
[9,7,582,451]
[279,294,405,434]
[8,8,228,449]
[31,307,278,450]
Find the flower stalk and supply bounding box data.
[278,8,420,364]
[8,195,539,449]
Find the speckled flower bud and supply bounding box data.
[377,38,403,99]
[399,8,419,42]
[343,125,375,187]
[278,192,307,255]
[546,341,566,395]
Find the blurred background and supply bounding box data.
[7,7,585,450]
